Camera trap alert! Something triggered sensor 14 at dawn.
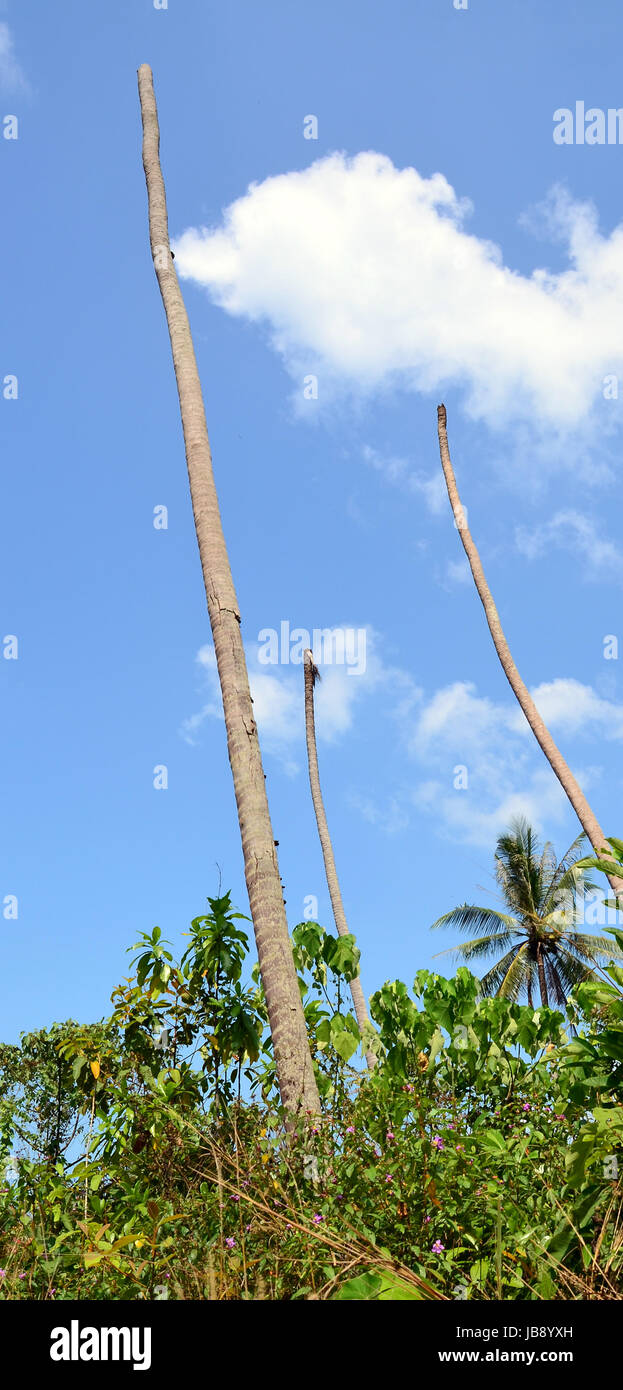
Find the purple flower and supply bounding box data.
[345,1126,355,1134]
[312,1213,323,1224]
[424,1216,432,1224]
[432,1135,444,1151]
[0,1270,5,1279]
[225,1237,236,1249]
[231,1194,240,1202]
[386,1131,395,1141]
[385,1174,393,1183]
[522,1103,531,1112]
[431,1240,445,1254]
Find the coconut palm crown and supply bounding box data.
[430,817,622,1008]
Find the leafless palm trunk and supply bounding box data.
[303,651,376,1070]
[138,65,319,1117]
[437,404,623,901]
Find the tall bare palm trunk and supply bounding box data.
[437,404,623,901]
[138,65,319,1117]
[303,651,376,1070]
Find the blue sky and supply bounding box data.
[2,0,623,1043]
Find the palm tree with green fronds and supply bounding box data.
[430,817,622,1008]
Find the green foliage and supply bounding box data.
[0,886,621,1301]
[431,818,618,1007]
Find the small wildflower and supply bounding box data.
[345,1126,355,1134]
[432,1135,444,1151]
[312,1213,323,1224]
[386,1131,395,1141]
[424,1215,432,1223]
[431,1240,445,1254]
[522,1103,530,1112]
[385,1174,393,1183]
[0,1270,5,1279]
[225,1237,236,1249]
[231,1194,240,1202]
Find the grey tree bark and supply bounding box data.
[437,403,623,901]
[138,65,320,1117]
[303,651,376,1070]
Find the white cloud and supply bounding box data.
[182,645,621,846]
[445,558,471,586]
[409,677,619,846]
[0,22,26,91]
[180,628,404,770]
[510,678,623,740]
[363,444,447,514]
[347,792,410,835]
[174,156,623,434]
[516,510,623,580]
[412,766,577,849]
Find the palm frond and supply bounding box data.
[430,905,518,936]
[543,956,570,1008]
[558,931,623,962]
[479,945,532,1001]
[544,947,597,997]
[431,930,517,963]
[494,943,533,1003]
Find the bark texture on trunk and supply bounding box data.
[437,404,623,901]
[303,651,376,1071]
[535,942,549,1009]
[138,65,319,1117]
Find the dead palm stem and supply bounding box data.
[303,650,376,1069]
[137,65,319,1117]
[437,403,623,900]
